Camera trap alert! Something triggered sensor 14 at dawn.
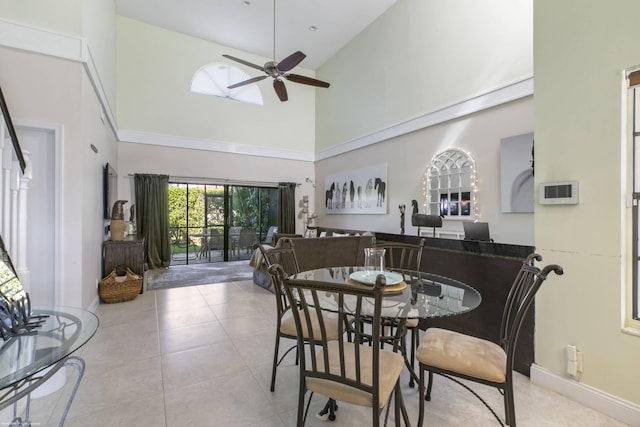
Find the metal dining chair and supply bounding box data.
[238,227,257,257]
[374,238,426,386]
[256,243,341,393]
[276,266,409,427]
[416,254,564,426]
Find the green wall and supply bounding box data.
[534,0,640,404]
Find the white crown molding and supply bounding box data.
[0,18,85,61]
[82,46,118,139]
[117,129,315,162]
[0,18,118,140]
[0,18,532,164]
[315,77,534,161]
[120,78,532,162]
[0,18,307,161]
[531,364,640,427]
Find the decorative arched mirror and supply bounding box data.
[423,148,477,219]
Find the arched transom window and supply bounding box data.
[190,62,263,105]
[423,148,477,219]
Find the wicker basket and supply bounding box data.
[99,267,142,303]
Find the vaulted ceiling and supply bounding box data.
[115,0,397,70]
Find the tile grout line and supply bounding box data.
[153,291,171,427]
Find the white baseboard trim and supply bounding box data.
[530,364,640,427]
[88,294,100,314]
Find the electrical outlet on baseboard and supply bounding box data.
[566,344,578,376]
[567,344,584,377]
[576,349,584,374]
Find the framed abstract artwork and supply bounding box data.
[324,164,387,214]
[500,132,534,213]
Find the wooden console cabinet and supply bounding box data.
[103,236,145,292]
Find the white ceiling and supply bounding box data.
[115,0,397,70]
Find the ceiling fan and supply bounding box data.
[222,1,330,102]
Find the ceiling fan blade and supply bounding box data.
[285,74,331,88]
[273,78,288,102]
[276,51,306,73]
[222,54,265,72]
[227,75,267,89]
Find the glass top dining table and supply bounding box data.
[0,306,99,397]
[289,266,482,321]
[288,266,482,423]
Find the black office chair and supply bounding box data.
[416,254,563,426]
[462,221,494,242]
[276,266,409,427]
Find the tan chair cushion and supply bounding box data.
[405,318,419,328]
[306,341,405,408]
[417,327,506,383]
[280,309,341,341]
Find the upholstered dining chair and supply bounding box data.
[416,254,564,427]
[275,266,409,427]
[256,244,341,393]
[374,238,426,386]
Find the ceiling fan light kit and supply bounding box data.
[222,0,330,102]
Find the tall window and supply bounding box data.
[424,149,477,219]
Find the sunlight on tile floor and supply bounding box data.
[2,280,630,426]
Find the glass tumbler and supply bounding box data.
[364,247,386,281]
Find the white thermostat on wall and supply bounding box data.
[539,181,579,205]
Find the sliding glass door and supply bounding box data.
[228,186,278,261]
[169,182,277,265]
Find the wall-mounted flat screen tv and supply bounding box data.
[103,163,117,219]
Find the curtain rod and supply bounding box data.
[127,174,300,187]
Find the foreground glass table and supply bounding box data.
[0,306,99,426]
[291,266,481,321]
[288,266,481,422]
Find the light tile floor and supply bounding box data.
[3,280,630,426]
